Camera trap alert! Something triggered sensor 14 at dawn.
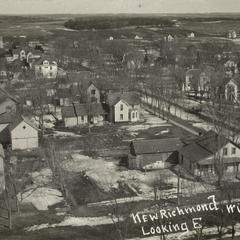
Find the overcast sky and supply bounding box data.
[1,0,240,14]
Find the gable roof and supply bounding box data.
[61,105,75,118]
[178,130,238,164]
[195,130,229,153]
[107,91,140,106]
[8,116,39,132]
[131,138,183,155]
[74,103,105,116]
[178,142,212,163]
[62,103,105,118]
[186,69,201,77]
[0,88,17,104]
[0,112,15,124]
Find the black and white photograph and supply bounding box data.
[1,0,240,239]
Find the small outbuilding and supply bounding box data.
[128,138,183,170]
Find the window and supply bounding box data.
[50,66,52,70]
[132,112,135,118]
[136,112,138,118]
[232,147,236,155]
[91,89,96,95]
[50,72,53,77]
[120,114,123,120]
[120,104,123,111]
[81,116,84,122]
[39,66,41,70]
[22,125,26,130]
[5,106,12,112]
[223,148,228,156]
[208,165,213,173]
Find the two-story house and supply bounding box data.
[178,130,240,177]
[224,75,240,102]
[35,59,58,79]
[107,91,141,123]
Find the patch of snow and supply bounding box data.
[155,128,170,135]
[26,215,123,231]
[26,223,50,232]
[53,131,81,138]
[87,196,148,207]
[19,187,63,211]
[56,27,78,32]
[120,111,171,136]
[143,161,165,170]
[63,154,179,200]
[55,215,122,227]
[193,122,213,131]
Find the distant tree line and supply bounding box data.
[64,17,174,30]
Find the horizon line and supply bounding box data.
[1,12,240,16]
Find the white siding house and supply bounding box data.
[35,60,58,79]
[107,91,141,123]
[179,131,240,177]
[62,103,105,127]
[225,78,239,102]
[10,119,39,150]
[114,100,129,122]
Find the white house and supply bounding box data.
[134,35,143,40]
[114,100,130,122]
[19,49,26,61]
[228,30,237,39]
[183,68,211,95]
[164,35,174,42]
[107,91,141,123]
[188,32,195,39]
[35,60,58,79]
[179,131,240,177]
[10,118,39,150]
[225,78,239,102]
[0,115,39,150]
[62,103,105,127]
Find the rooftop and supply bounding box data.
[131,138,183,155]
[107,91,140,106]
[62,103,105,118]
